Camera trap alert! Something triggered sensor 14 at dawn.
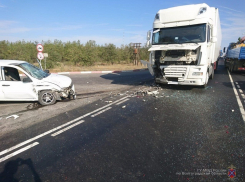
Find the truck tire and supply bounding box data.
[215,60,219,70]
[229,64,234,73]
[38,90,56,105]
[210,66,214,79]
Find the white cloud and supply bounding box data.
[0,20,16,28]
[126,24,143,27]
[219,6,243,13]
[219,7,245,47]
[0,20,31,34]
[0,27,31,34]
[0,34,146,47]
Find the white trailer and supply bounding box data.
[142,3,222,87]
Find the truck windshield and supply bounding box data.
[18,63,50,80]
[152,24,206,45]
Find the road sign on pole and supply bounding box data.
[37,52,44,60]
[36,44,44,52]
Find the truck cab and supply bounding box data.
[143,3,222,87]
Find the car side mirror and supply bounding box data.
[44,70,50,73]
[23,77,32,83]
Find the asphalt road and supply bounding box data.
[0,62,245,181]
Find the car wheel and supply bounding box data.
[38,90,56,105]
[69,94,76,100]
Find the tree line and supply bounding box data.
[0,40,149,68]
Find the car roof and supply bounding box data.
[0,60,27,66]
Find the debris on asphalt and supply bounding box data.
[135,90,147,96]
[122,105,126,108]
[205,86,212,89]
[0,117,2,120]
[232,109,234,112]
[105,101,113,103]
[147,90,159,95]
[6,115,19,120]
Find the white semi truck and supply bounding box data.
[142,3,222,87]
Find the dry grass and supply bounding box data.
[49,63,147,72]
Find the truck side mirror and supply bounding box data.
[223,47,226,53]
[146,40,151,47]
[147,31,151,41]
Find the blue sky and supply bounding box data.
[0,0,244,49]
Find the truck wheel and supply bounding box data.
[215,61,219,70]
[38,91,56,105]
[229,65,233,73]
[210,66,214,79]
[202,72,209,88]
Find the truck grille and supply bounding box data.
[163,67,187,82]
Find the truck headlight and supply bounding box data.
[192,72,203,76]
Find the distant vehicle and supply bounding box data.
[142,3,222,87]
[224,41,245,72]
[0,60,76,105]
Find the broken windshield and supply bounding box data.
[152,24,206,45]
[18,62,50,80]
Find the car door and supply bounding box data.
[0,67,5,99]
[0,66,37,100]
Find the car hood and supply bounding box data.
[42,74,72,88]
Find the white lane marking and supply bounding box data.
[58,72,70,75]
[0,142,39,163]
[91,107,112,117]
[239,89,243,94]
[0,96,129,157]
[241,94,245,99]
[237,85,241,89]
[51,120,85,137]
[235,82,238,85]
[6,115,19,120]
[102,71,113,73]
[115,98,129,105]
[228,70,245,122]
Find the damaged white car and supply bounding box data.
[0,60,76,105]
